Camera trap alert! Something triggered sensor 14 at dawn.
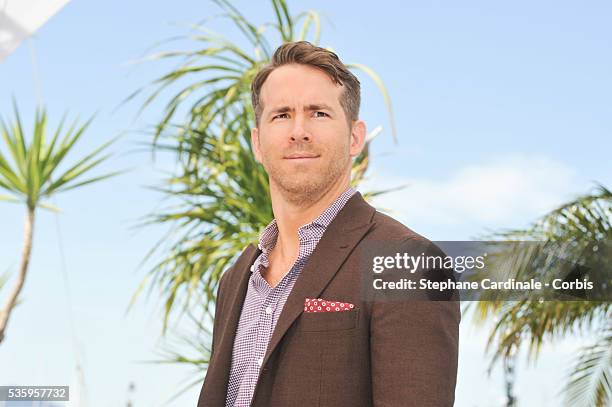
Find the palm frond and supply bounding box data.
[565,324,612,407]
[469,184,612,403]
[0,104,121,209]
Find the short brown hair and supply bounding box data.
[251,41,361,125]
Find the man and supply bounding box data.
[197,41,460,407]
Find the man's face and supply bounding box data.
[251,63,365,204]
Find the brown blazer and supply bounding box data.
[197,192,460,407]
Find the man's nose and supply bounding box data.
[289,116,311,142]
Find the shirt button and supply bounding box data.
[265,306,273,314]
[257,357,264,367]
[250,265,255,272]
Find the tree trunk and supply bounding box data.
[0,207,35,344]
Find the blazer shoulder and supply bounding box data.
[370,210,430,243]
[369,211,448,258]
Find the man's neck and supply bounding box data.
[268,179,350,264]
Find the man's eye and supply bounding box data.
[314,111,328,118]
[273,113,289,120]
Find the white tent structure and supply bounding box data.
[0,0,70,62]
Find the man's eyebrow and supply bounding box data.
[306,103,334,111]
[268,104,335,116]
[269,106,292,115]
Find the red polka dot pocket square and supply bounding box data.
[304,297,355,313]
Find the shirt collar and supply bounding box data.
[308,186,357,229]
[254,186,357,265]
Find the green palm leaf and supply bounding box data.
[471,184,612,405]
[0,103,121,209]
[0,102,121,344]
[565,325,612,407]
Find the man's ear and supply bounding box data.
[349,120,367,158]
[251,127,262,163]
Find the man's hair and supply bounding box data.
[251,41,361,126]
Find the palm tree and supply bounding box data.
[0,103,121,344]
[473,185,612,406]
[128,0,398,330]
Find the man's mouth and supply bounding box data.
[283,153,320,161]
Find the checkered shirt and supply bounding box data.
[224,186,357,407]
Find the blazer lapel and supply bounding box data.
[260,192,375,369]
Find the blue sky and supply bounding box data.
[1,0,611,406]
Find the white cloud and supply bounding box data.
[365,155,580,233]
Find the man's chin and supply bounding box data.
[276,180,326,199]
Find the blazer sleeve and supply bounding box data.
[370,239,461,407]
[209,267,231,358]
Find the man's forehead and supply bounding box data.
[261,89,343,116]
[260,64,343,106]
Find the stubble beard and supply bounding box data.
[263,151,350,207]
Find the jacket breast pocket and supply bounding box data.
[296,308,359,332]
